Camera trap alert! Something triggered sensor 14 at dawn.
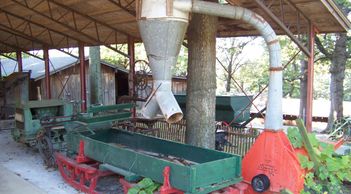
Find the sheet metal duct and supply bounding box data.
[137,0,283,130]
[137,0,189,123]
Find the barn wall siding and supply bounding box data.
[37,61,116,106]
[36,61,187,106]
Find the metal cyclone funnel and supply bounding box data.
[137,0,190,123]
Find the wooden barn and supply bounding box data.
[0,56,187,107]
[1,56,128,106]
[34,58,129,106]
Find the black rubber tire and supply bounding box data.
[251,174,270,193]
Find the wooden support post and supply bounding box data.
[16,51,23,72]
[128,36,136,117]
[306,24,315,132]
[43,47,51,99]
[79,43,87,112]
[89,46,102,105]
[0,60,2,79]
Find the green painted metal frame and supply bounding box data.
[67,128,242,194]
[77,103,133,124]
[78,112,131,124]
[13,99,73,143]
[175,95,253,124]
[87,103,133,113]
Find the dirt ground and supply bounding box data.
[0,129,124,194]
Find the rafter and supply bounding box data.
[57,48,79,59]
[0,40,43,60]
[253,0,311,57]
[107,0,136,16]
[0,27,37,51]
[23,51,44,60]
[10,0,130,57]
[0,25,57,48]
[47,0,133,38]
[0,8,78,48]
[11,0,100,46]
[0,53,16,61]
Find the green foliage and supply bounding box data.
[314,0,351,101]
[101,44,130,68]
[216,36,304,97]
[335,0,351,13]
[172,46,188,76]
[280,189,294,194]
[298,154,314,170]
[287,127,351,194]
[235,58,269,94]
[287,127,304,148]
[128,178,161,194]
[279,37,306,98]
[216,37,257,93]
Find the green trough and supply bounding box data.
[175,95,253,125]
[67,128,242,194]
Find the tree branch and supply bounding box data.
[315,35,332,59]
[314,56,329,63]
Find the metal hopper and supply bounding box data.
[137,0,190,123]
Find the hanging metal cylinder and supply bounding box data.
[137,0,190,123]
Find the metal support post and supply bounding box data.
[16,51,23,72]
[79,43,87,112]
[44,47,51,99]
[128,36,136,117]
[306,24,315,132]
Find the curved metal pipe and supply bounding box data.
[174,0,283,130]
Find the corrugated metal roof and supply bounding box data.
[0,56,127,80]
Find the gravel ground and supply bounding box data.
[0,129,124,194]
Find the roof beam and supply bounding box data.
[0,27,38,52]
[23,51,44,60]
[107,0,136,16]
[10,0,130,57]
[0,40,44,60]
[0,8,78,48]
[57,48,79,59]
[11,0,101,47]
[320,0,351,31]
[0,53,16,61]
[0,22,127,60]
[0,25,49,47]
[253,0,311,57]
[47,0,134,38]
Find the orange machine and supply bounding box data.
[242,130,305,193]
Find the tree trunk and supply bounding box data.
[299,60,308,119]
[326,33,347,130]
[89,46,102,105]
[226,62,233,92]
[185,7,218,149]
